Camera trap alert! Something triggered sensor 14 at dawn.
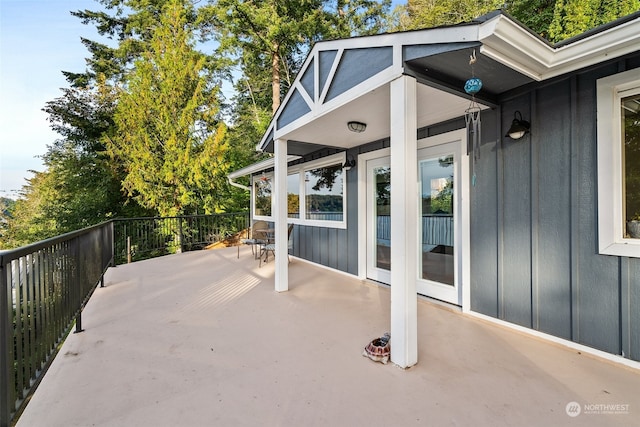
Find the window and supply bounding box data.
[252,152,347,228]
[596,69,640,257]
[254,175,272,218]
[287,172,300,219]
[623,94,640,235]
[305,164,344,222]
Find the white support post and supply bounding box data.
[389,75,419,368]
[273,139,289,292]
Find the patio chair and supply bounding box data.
[237,220,269,259]
[259,224,294,267]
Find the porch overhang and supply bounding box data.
[257,10,640,154]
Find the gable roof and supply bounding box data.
[258,10,640,153]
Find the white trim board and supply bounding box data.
[467,311,640,372]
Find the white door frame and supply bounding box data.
[357,129,470,311]
[357,148,390,281]
[364,152,391,283]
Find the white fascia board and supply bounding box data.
[227,155,301,179]
[479,13,640,81]
[478,14,553,80]
[257,122,275,151]
[546,19,640,78]
[314,25,480,51]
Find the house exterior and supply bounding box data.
[228,11,640,368]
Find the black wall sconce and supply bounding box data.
[343,154,356,171]
[505,111,530,140]
[347,121,366,133]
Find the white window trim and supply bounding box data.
[596,69,640,257]
[252,152,347,229]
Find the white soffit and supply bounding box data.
[227,155,301,179]
[479,13,640,81]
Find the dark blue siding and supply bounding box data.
[325,47,392,102]
[470,117,499,317]
[468,57,640,361]
[630,261,640,360]
[277,88,311,129]
[572,63,622,354]
[319,50,338,97]
[301,58,315,100]
[500,97,533,328]
[535,84,572,339]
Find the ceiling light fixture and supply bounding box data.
[347,121,366,133]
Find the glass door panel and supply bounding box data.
[375,165,391,271]
[419,155,454,286]
[416,139,461,306]
[366,156,391,283]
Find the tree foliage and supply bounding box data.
[106,0,228,216]
[393,0,503,30]
[505,0,557,40]
[1,75,152,249]
[203,0,391,115]
[0,198,16,248]
[547,0,640,42]
[393,0,639,42]
[203,0,326,115]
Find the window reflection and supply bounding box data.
[624,94,640,238]
[420,155,454,286]
[288,173,300,218]
[254,176,271,217]
[305,164,344,221]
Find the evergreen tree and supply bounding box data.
[106,0,228,216]
[393,0,503,30]
[505,0,556,40]
[547,0,639,42]
[393,0,639,42]
[203,0,391,115]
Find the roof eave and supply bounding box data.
[227,155,301,180]
[479,12,640,81]
[257,11,640,152]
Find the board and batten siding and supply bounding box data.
[471,55,640,362]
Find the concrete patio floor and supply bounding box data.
[16,247,640,427]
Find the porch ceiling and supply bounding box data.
[266,82,478,154]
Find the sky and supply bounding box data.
[0,0,103,199]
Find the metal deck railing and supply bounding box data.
[0,212,249,427]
